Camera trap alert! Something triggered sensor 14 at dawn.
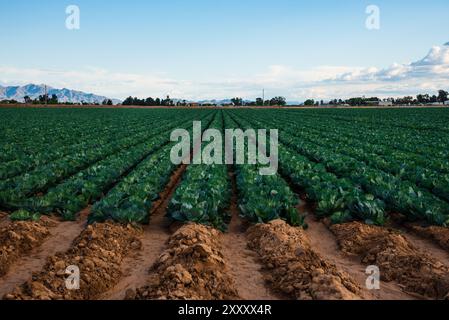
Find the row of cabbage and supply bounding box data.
[236,110,449,226]
[291,108,449,134]
[166,111,232,230]
[88,112,216,224]
[0,108,140,162]
[0,114,170,180]
[276,110,449,172]
[0,117,179,208]
[224,113,304,227]
[1,111,214,220]
[228,112,385,226]
[251,111,449,203]
[278,109,449,159]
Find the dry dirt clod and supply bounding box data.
[330,222,449,299]
[0,220,51,277]
[4,222,141,300]
[408,225,449,252]
[246,220,361,300]
[133,223,239,300]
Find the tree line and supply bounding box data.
[231,97,287,106]
[121,96,287,106]
[1,90,447,107]
[323,90,448,106]
[1,94,61,105]
[122,96,175,106]
[0,94,114,106]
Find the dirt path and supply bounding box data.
[0,208,89,298]
[100,165,187,300]
[387,219,449,268]
[220,169,284,300]
[101,116,214,300]
[394,227,449,269]
[296,200,416,300]
[406,224,449,253]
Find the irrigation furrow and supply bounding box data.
[405,224,449,253]
[220,168,284,300]
[100,164,187,300]
[79,112,216,299]
[0,208,89,298]
[4,221,142,300]
[246,219,362,300]
[329,222,449,299]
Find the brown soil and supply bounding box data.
[330,222,449,299]
[221,170,283,300]
[131,223,239,300]
[291,197,416,300]
[0,218,54,277]
[0,209,89,297]
[304,215,416,300]
[100,165,187,300]
[397,229,449,270]
[0,213,10,228]
[4,222,141,300]
[100,128,207,300]
[408,225,449,252]
[247,220,361,300]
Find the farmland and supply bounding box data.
[1,107,449,300]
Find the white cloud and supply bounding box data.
[1,44,448,101]
[330,44,449,84]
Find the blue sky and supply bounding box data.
[1,0,449,101]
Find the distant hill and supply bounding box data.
[0,84,121,104]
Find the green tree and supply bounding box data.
[304,99,315,106]
[23,95,32,104]
[102,99,113,105]
[49,94,58,104]
[269,97,287,106]
[438,90,448,103]
[122,96,134,105]
[417,94,430,104]
[231,97,243,106]
[38,94,49,104]
[145,97,155,106]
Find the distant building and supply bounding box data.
[379,99,394,106]
[187,102,200,107]
[366,99,393,106]
[365,100,380,106]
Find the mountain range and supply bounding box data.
[0,84,121,104]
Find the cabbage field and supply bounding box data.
[1,106,449,301]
